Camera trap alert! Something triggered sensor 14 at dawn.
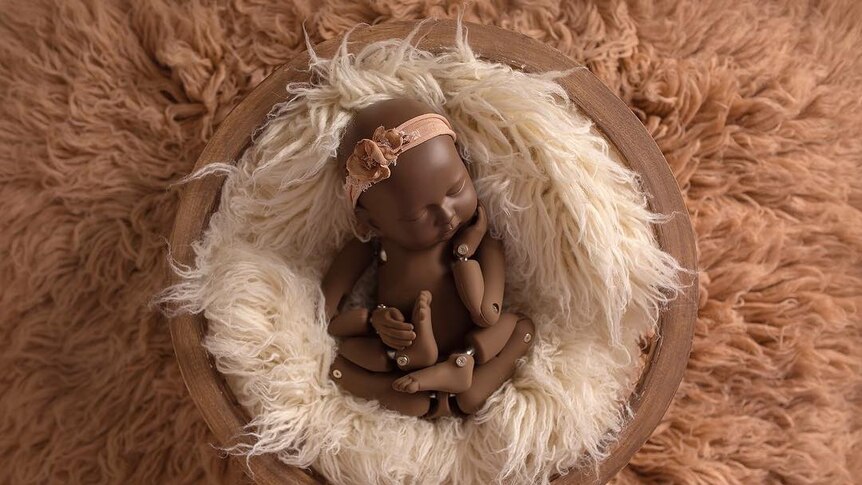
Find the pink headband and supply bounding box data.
[344,113,457,207]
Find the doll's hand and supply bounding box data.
[452,202,488,260]
[371,306,415,350]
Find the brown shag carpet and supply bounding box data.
[1,1,860,483]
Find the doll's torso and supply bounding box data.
[376,239,472,356]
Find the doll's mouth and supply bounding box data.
[440,224,459,239]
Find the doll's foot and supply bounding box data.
[395,290,438,371]
[456,316,534,415]
[330,356,431,417]
[392,353,474,394]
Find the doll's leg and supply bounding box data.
[330,356,431,417]
[455,316,534,415]
[392,352,475,394]
[465,312,519,364]
[336,291,439,373]
[328,308,372,337]
[425,392,455,419]
[393,290,438,371]
[338,336,395,372]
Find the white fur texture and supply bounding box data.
[163,22,684,485]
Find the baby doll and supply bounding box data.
[322,98,534,418]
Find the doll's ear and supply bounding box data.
[354,206,378,238]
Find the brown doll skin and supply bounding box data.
[322,98,535,417]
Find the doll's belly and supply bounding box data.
[377,271,473,356]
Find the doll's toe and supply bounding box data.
[392,375,419,394]
[392,376,409,392]
[405,378,421,393]
[413,291,432,317]
[415,307,428,324]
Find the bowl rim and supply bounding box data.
[167,19,698,485]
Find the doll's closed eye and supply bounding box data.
[400,176,466,222]
[402,208,429,222]
[447,177,467,196]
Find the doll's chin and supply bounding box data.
[401,233,455,250]
[440,225,459,241]
[394,226,460,249]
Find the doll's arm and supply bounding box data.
[321,238,374,336]
[452,234,506,328]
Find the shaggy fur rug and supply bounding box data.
[1,1,859,484]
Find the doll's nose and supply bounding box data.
[436,201,457,227]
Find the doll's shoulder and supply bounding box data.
[329,236,375,267]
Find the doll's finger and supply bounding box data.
[475,203,487,225]
[380,319,414,332]
[385,307,405,321]
[470,205,488,235]
[372,307,404,322]
[382,336,414,349]
[371,309,408,332]
[383,328,416,341]
[386,339,414,350]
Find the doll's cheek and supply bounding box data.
[405,224,438,244]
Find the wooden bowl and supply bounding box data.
[168,20,698,485]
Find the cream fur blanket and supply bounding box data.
[163,24,683,484]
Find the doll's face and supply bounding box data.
[356,135,478,250]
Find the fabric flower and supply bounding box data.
[346,126,407,187]
[347,139,390,186]
[372,126,406,159]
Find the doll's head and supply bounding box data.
[338,98,478,250]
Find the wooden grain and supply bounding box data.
[168,20,698,485]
